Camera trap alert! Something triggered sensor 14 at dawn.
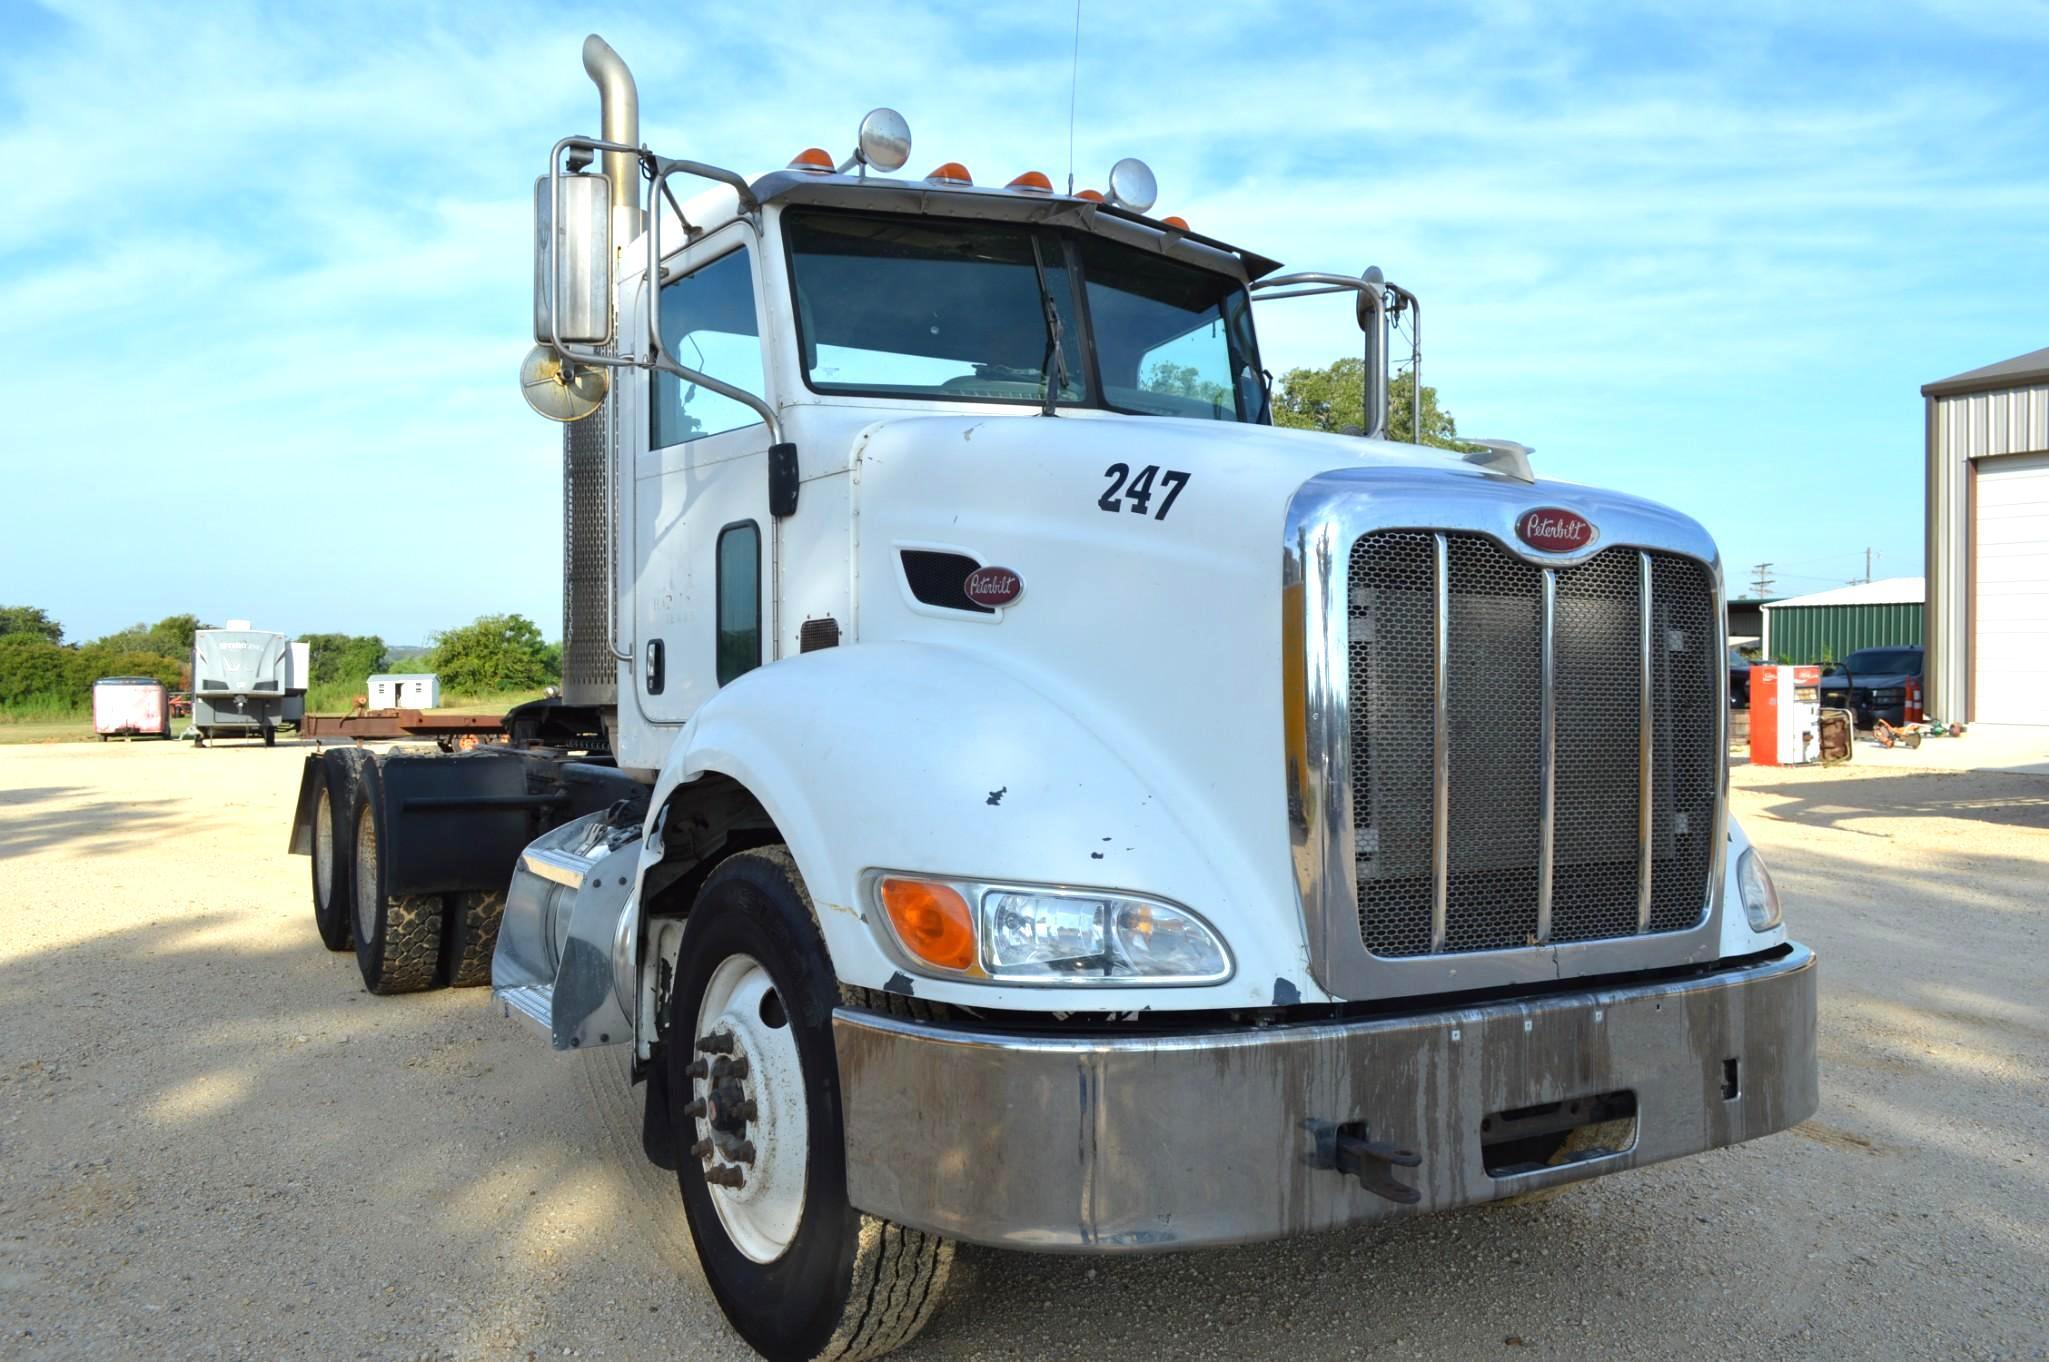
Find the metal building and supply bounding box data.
[1760,578,1924,664]
[1924,346,2049,723]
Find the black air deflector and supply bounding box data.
[900,550,992,614]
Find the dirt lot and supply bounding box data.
[3,738,2045,1361]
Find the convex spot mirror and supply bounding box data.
[857,108,912,173]
[534,171,613,346]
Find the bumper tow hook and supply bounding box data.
[1305,1119,1423,1205]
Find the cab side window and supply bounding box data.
[651,246,765,448]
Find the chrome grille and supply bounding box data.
[1348,532,1716,957]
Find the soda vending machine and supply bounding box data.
[1750,664,1822,766]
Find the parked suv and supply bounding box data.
[1820,646,1924,727]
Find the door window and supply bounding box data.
[716,522,761,685]
[652,246,766,448]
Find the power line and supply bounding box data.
[1749,562,1775,597]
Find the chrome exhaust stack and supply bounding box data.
[581,34,643,241]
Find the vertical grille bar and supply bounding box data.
[1636,551,1655,931]
[1430,532,1450,952]
[1535,569,1557,944]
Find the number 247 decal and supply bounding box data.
[1098,464,1190,520]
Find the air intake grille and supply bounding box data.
[1348,532,1716,958]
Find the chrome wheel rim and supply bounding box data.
[312,786,334,909]
[693,953,808,1263]
[353,803,378,945]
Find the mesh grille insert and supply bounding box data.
[1346,532,1716,958]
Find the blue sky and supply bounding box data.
[4,0,2046,643]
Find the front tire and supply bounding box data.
[667,848,951,1362]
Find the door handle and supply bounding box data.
[645,638,665,695]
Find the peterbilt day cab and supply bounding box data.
[288,35,1819,1362]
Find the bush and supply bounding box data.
[0,635,182,711]
[424,614,560,697]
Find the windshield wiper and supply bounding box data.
[1029,237,1070,417]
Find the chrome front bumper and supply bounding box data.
[833,945,1817,1252]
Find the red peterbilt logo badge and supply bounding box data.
[963,566,1024,608]
[1515,507,1597,553]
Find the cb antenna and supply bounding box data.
[1066,0,1082,194]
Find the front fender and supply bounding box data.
[641,643,1318,1012]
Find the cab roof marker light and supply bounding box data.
[1076,188,1105,202]
[788,147,835,173]
[1162,214,1189,229]
[926,161,973,185]
[1007,170,1053,193]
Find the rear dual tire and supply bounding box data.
[350,761,445,995]
[668,848,952,1362]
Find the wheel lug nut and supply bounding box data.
[705,1165,746,1188]
[712,1056,749,1080]
[720,1137,756,1165]
[690,1138,712,1161]
[685,1058,709,1080]
[683,1098,706,1119]
[695,1032,735,1054]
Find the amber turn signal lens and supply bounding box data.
[879,878,978,972]
[1008,170,1053,192]
[925,161,973,185]
[1162,214,1189,229]
[789,147,835,172]
[1076,188,1105,202]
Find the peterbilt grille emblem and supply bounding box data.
[1515,507,1596,553]
[963,566,1024,609]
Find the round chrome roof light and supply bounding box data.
[856,108,912,173]
[1106,157,1157,214]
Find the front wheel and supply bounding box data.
[667,848,951,1362]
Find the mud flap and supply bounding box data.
[286,753,325,855]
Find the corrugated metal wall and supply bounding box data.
[1927,382,2049,717]
[1763,603,1924,664]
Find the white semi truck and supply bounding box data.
[290,34,1817,1362]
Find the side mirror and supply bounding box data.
[533,172,613,346]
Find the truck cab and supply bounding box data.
[292,34,1817,1362]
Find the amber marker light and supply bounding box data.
[1162,215,1189,229]
[879,877,979,972]
[1076,188,1105,201]
[1008,170,1053,192]
[926,161,973,185]
[789,147,835,172]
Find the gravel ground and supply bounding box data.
[2,738,2045,1361]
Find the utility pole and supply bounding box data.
[1750,562,1774,597]
[1864,547,1873,583]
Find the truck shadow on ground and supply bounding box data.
[1738,768,2049,833]
[5,838,2043,1360]
[0,786,181,860]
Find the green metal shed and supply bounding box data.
[1760,578,1925,664]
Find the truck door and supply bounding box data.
[634,229,773,726]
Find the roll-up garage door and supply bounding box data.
[1975,451,2049,723]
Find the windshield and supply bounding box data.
[784,209,1263,422]
[1840,648,1921,673]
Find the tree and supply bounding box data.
[423,614,559,696]
[0,606,63,643]
[92,614,208,656]
[1272,360,1466,448]
[298,633,390,691]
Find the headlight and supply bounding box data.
[1736,848,1782,932]
[874,875,1231,985]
